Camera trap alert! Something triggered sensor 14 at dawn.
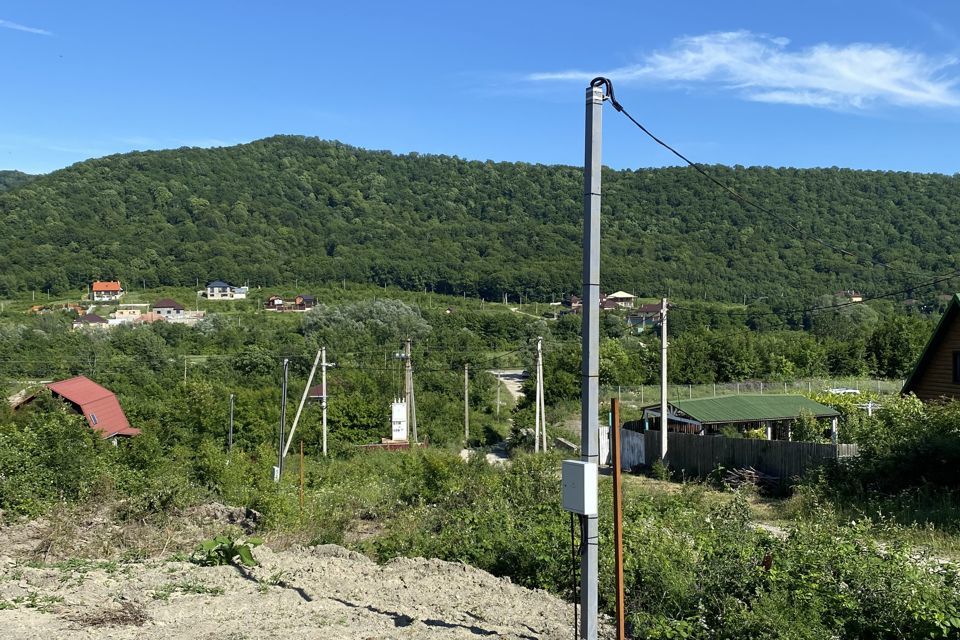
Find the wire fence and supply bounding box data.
[602,377,903,410]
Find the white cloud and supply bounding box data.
[529,31,960,110]
[0,19,51,36]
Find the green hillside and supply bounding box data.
[1,136,957,303]
[0,170,35,192]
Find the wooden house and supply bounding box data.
[902,293,960,401]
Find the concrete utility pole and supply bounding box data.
[321,346,329,456]
[579,78,604,640]
[660,297,668,461]
[405,339,418,442]
[535,336,547,452]
[464,363,470,444]
[277,358,289,482]
[283,348,322,459]
[228,393,235,454]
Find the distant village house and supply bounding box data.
[204,280,248,300]
[91,280,124,302]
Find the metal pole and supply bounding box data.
[611,398,625,640]
[228,393,235,454]
[579,80,603,640]
[321,347,329,457]
[277,358,289,481]
[660,297,668,461]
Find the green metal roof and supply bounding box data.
[668,395,839,424]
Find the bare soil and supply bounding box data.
[0,502,608,639]
[0,544,596,639]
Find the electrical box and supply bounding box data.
[561,460,598,515]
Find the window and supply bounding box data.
[953,351,960,384]
[90,413,98,425]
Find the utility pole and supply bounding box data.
[228,393,235,455]
[276,358,289,482]
[283,348,322,459]
[660,297,668,460]
[535,336,546,452]
[464,363,470,444]
[611,398,625,640]
[321,346,329,456]
[496,371,501,424]
[579,78,605,640]
[404,339,417,442]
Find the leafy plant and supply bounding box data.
[190,535,263,567]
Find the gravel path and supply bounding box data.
[0,545,603,639]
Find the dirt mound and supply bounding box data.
[0,544,608,639]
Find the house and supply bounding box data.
[45,376,140,438]
[152,298,185,319]
[136,311,165,324]
[72,313,108,330]
[605,291,637,309]
[293,294,316,311]
[204,280,248,300]
[265,295,285,310]
[109,308,142,325]
[837,290,863,303]
[91,281,124,302]
[902,293,960,402]
[640,395,840,441]
[626,303,663,331]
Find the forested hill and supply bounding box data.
[0,170,35,192]
[1,135,959,303]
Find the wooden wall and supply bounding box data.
[909,313,960,401]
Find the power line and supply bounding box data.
[593,76,955,281]
[670,268,960,318]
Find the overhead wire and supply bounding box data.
[590,76,958,283]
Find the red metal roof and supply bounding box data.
[46,376,139,438]
[92,281,122,292]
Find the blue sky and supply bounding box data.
[4,1,960,175]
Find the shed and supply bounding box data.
[45,376,140,438]
[641,394,839,441]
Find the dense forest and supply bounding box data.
[0,170,34,192]
[1,136,959,304]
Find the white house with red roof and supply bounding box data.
[91,280,124,302]
[45,376,140,438]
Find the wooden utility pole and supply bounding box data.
[464,363,470,444]
[611,398,626,640]
[299,440,305,516]
[660,297,668,460]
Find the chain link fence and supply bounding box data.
[603,377,903,411]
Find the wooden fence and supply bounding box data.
[619,429,858,480]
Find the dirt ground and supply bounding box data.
[0,502,609,640]
[0,544,601,639]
